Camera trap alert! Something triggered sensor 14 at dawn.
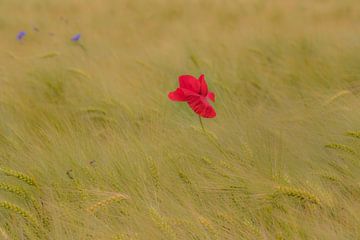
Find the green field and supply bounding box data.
[1,0,360,239]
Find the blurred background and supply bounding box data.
[1,0,360,239]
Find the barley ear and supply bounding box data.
[87,193,129,213]
[0,182,28,199]
[346,131,360,139]
[275,186,321,205]
[0,201,40,230]
[0,167,37,187]
[325,144,355,154]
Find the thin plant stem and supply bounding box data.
[198,115,231,160]
[199,115,205,132]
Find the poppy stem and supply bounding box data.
[198,115,230,160]
[199,115,205,132]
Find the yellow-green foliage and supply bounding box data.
[1,0,360,239]
[0,227,9,240]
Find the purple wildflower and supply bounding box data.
[71,34,81,42]
[17,31,26,41]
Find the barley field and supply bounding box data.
[1,0,360,239]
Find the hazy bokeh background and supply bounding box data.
[1,0,360,239]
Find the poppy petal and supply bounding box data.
[207,92,215,102]
[179,75,200,93]
[187,96,216,118]
[168,88,187,101]
[199,74,208,96]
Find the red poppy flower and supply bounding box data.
[168,74,216,118]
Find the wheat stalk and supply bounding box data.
[87,193,129,213]
[0,201,39,229]
[0,167,37,187]
[82,107,107,115]
[319,172,340,183]
[113,233,137,240]
[241,143,254,161]
[37,52,60,59]
[66,68,91,79]
[0,182,28,199]
[274,186,320,205]
[197,215,218,237]
[243,219,262,238]
[323,90,351,105]
[201,157,212,165]
[90,115,117,125]
[3,223,19,240]
[325,144,355,154]
[346,131,360,139]
[149,208,177,239]
[178,172,191,184]
[215,211,236,225]
[149,160,160,188]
